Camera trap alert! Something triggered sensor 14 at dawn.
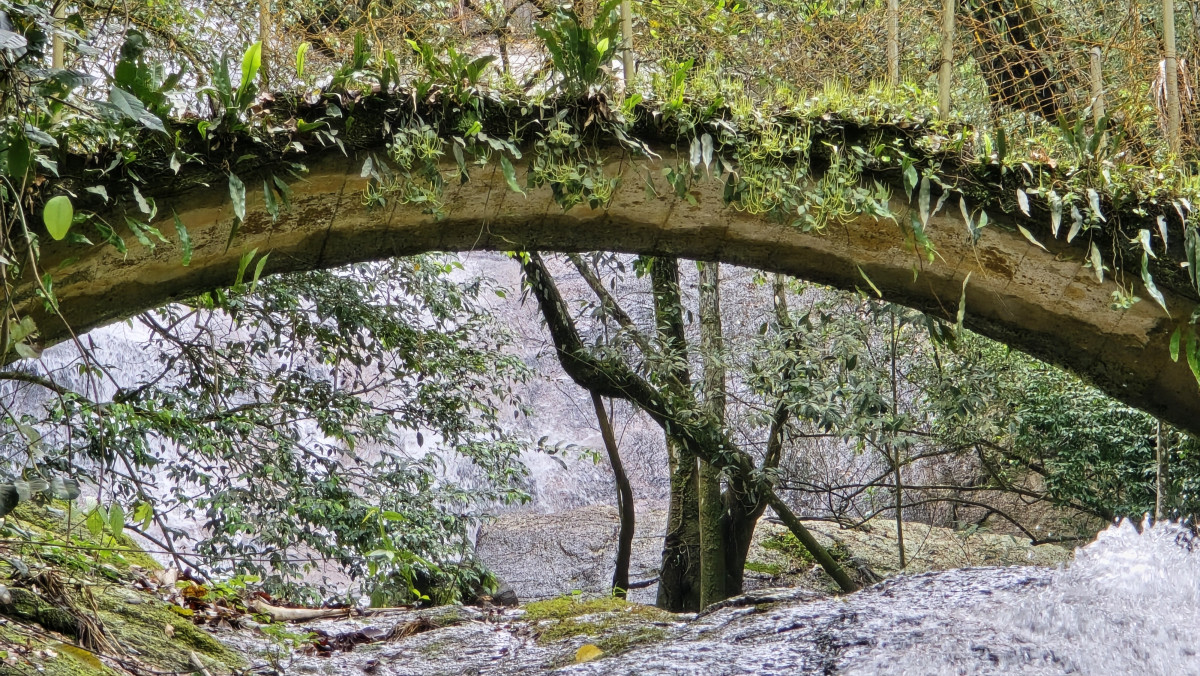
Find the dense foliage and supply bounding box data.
[0,256,531,604]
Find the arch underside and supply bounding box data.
[22,148,1198,436]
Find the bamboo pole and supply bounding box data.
[1090,47,1105,125]
[52,2,65,69]
[621,0,635,88]
[938,0,955,120]
[259,0,271,88]
[1165,0,1181,155]
[887,0,899,86]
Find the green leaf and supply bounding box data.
[1016,188,1030,217]
[173,211,192,266]
[1087,188,1105,221]
[235,248,258,288]
[228,171,246,221]
[1049,190,1062,237]
[1171,325,1183,362]
[1089,242,1104,283]
[85,508,106,537]
[1012,225,1041,252]
[918,177,930,226]
[296,42,310,78]
[857,265,882,297]
[108,503,125,538]
[108,85,167,134]
[6,134,30,182]
[596,37,610,56]
[500,155,525,196]
[43,195,73,240]
[251,252,270,292]
[956,272,972,335]
[1141,252,1170,316]
[263,179,279,222]
[238,42,263,99]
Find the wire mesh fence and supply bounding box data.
[67,0,1200,164]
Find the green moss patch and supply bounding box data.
[93,586,244,673]
[744,560,785,576]
[524,595,676,649]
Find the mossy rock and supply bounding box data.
[93,586,244,673]
[523,594,678,669]
[5,502,162,573]
[0,503,243,675]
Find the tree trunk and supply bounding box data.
[697,262,727,608]
[649,257,701,611]
[592,393,635,597]
[658,436,701,611]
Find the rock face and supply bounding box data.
[476,504,670,604]
[476,503,1073,602]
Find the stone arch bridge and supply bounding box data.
[19,134,1200,436]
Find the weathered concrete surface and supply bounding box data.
[18,148,1199,433]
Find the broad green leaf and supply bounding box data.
[43,195,73,240]
[903,163,918,196]
[108,86,167,134]
[596,37,610,56]
[109,503,125,538]
[500,155,525,196]
[85,507,106,537]
[131,184,154,217]
[1171,325,1183,362]
[239,42,263,98]
[6,134,29,182]
[701,133,714,175]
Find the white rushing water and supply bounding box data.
[558,519,1200,676]
[225,519,1199,675]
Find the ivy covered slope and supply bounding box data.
[0,502,243,675]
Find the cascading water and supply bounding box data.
[559,519,1200,676]
[222,519,1199,675]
